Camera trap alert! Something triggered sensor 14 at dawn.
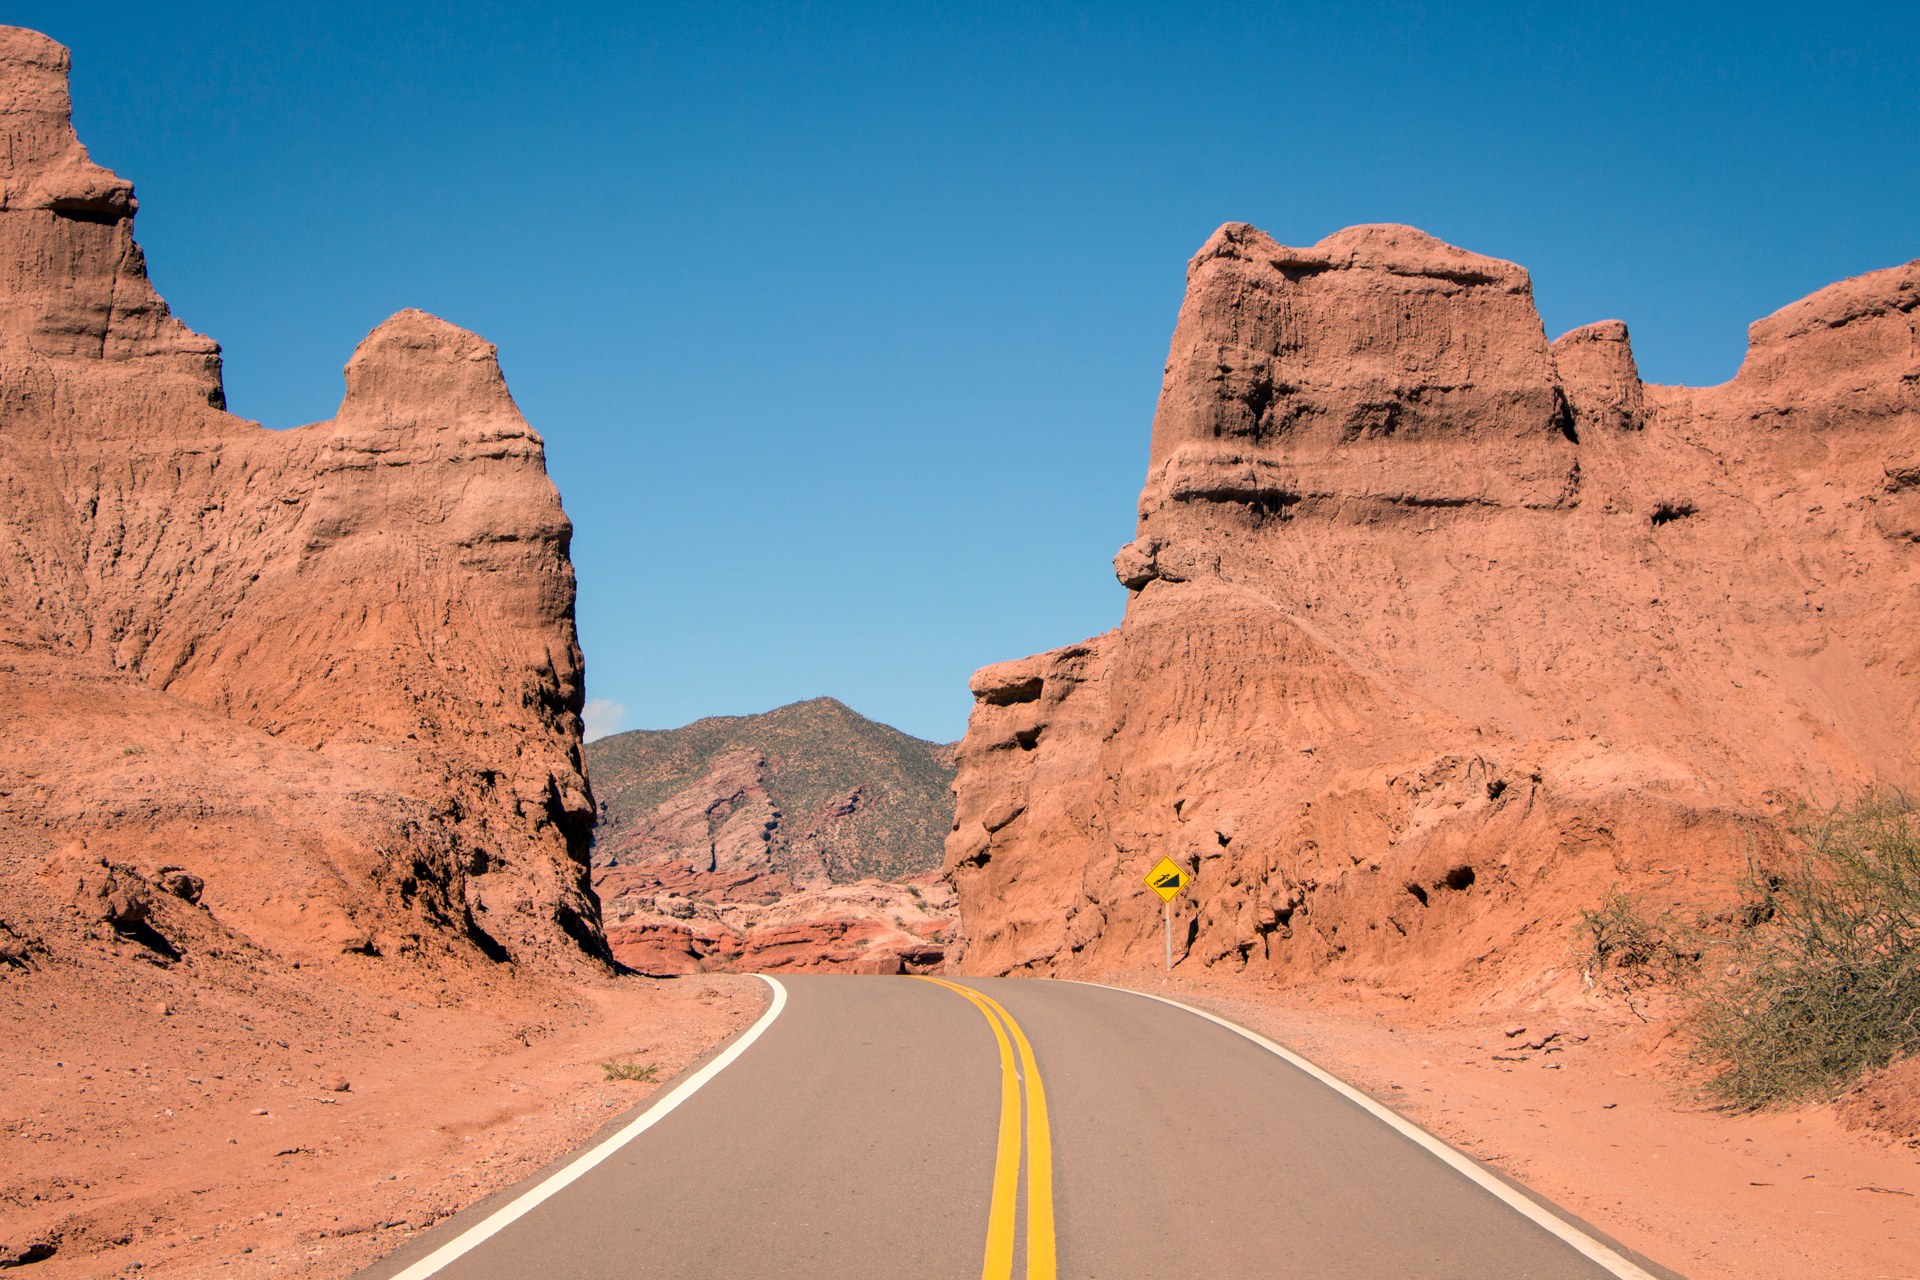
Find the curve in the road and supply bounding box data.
[353,974,1686,1280]
[381,975,791,1280]
[1075,981,1660,1280]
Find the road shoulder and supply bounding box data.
[1096,971,1919,1280]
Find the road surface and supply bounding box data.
[357,975,1682,1280]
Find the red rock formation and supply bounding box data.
[598,748,792,893]
[601,879,954,976]
[946,221,1919,1002]
[0,27,602,970]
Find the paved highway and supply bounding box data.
[358,975,1682,1280]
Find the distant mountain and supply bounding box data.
[585,698,957,902]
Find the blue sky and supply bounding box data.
[21,3,1917,743]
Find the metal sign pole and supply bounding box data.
[1145,855,1188,972]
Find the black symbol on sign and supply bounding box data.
[1153,871,1184,889]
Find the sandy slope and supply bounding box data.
[0,952,761,1280]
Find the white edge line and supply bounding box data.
[385,974,789,1280]
[1068,980,1661,1280]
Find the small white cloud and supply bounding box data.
[582,698,626,743]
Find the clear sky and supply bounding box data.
[19,2,1917,744]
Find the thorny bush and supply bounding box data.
[1574,886,1698,986]
[1689,790,1920,1109]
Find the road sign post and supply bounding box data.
[1144,856,1191,970]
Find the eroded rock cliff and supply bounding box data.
[0,26,603,972]
[600,879,954,977]
[946,221,1919,1003]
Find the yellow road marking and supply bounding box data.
[918,977,1056,1280]
[919,977,1020,1280]
[968,987,1055,1280]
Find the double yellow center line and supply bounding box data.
[916,977,1055,1280]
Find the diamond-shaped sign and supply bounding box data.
[1145,856,1190,902]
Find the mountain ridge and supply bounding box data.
[587,696,956,896]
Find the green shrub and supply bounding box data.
[601,1058,659,1082]
[1689,790,1920,1108]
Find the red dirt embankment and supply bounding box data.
[599,878,955,976]
[0,942,761,1280]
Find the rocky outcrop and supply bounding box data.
[0,27,603,971]
[601,879,955,976]
[946,221,1919,1002]
[602,748,788,884]
[588,696,956,902]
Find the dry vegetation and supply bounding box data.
[1577,790,1920,1111]
[1688,790,1920,1108]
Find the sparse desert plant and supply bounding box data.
[601,1058,659,1082]
[1689,789,1920,1109]
[1574,886,1698,984]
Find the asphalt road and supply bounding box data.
[358,975,1683,1280]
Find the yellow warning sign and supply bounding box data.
[1144,856,1190,902]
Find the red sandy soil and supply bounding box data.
[1843,1060,1920,1147]
[0,954,762,1280]
[1103,970,1919,1280]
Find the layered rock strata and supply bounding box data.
[600,879,955,977]
[0,27,603,971]
[945,222,1919,1000]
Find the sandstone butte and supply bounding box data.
[0,25,606,975]
[0,40,769,1273]
[944,219,1919,1007]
